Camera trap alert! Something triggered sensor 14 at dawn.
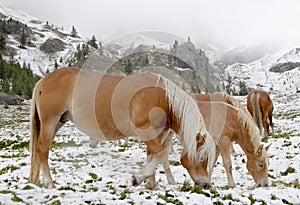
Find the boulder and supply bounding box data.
[0,92,24,105]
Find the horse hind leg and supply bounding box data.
[262,114,269,138]
[37,121,57,188]
[269,114,275,137]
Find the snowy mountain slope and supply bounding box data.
[106,31,186,57]
[225,47,300,94]
[0,1,88,76]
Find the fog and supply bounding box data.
[6,0,300,48]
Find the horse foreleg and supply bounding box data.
[132,152,163,187]
[219,138,235,187]
[162,158,176,185]
[132,138,164,188]
[145,148,157,189]
[38,125,55,188]
[162,133,176,185]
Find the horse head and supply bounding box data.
[180,133,215,189]
[246,144,271,187]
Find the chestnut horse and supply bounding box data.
[158,93,270,187]
[192,92,252,155]
[29,67,215,189]
[197,101,270,187]
[247,90,274,137]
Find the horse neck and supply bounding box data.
[170,112,181,136]
[235,111,261,157]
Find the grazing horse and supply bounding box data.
[192,92,252,155]
[247,90,274,137]
[29,67,215,189]
[151,93,270,187]
[197,101,270,187]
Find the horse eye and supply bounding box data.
[258,162,264,168]
[199,156,205,162]
[199,153,206,162]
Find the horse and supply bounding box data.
[247,90,274,138]
[29,67,216,189]
[149,93,270,187]
[196,101,270,187]
[192,92,252,155]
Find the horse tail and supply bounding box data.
[29,83,41,183]
[251,92,263,136]
[29,90,40,154]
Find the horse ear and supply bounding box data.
[196,133,206,146]
[265,143,271,151]
[256,144,264,156]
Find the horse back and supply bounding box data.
[197,101,239,142]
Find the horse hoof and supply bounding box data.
[145,182,158,190]
[131,176,138,186]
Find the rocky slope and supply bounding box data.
[224,47,300,94]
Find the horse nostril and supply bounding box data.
[202,183,211,189]
[195,180,211,189]
[257,179,269,187]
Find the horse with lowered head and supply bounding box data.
[150,93,270,187]
[196,101,270,187]
[247,90,274,137]
[29,67,215,189]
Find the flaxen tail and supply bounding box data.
[29,85,41,183]
[251,92,263,136]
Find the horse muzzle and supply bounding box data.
[194,177,211,189]
[257,178,269,187]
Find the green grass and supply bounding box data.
[0,165,19,175]
[281,167,295,176]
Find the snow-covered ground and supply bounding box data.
[0,93,299,205]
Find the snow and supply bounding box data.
[225,47,300,94]
[0,1,88,76]
[0,93,299,204]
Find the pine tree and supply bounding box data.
[82,44,89,58]
[124,59,132,75]
[239,81,248,96]
[54,60,59,69]
[2,78,10,93]
[0,32,6,50]
[71,26,77,37]
[19,29,26,48]
[1,19,7,34]
[88,35,98,49]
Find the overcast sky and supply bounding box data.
[5,0,300,47]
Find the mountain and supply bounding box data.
[0,2,221,93]
[101,32,221,92]
[0,1,88,76]
[224,47,300,94]
[1,2,298,95]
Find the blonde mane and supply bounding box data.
[162,77,215,170]
[237,108,261,152]
[215,92,252,118]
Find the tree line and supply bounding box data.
[0,55,40,99]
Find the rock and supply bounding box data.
[40,38,66,53]
[0,92,24,105]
